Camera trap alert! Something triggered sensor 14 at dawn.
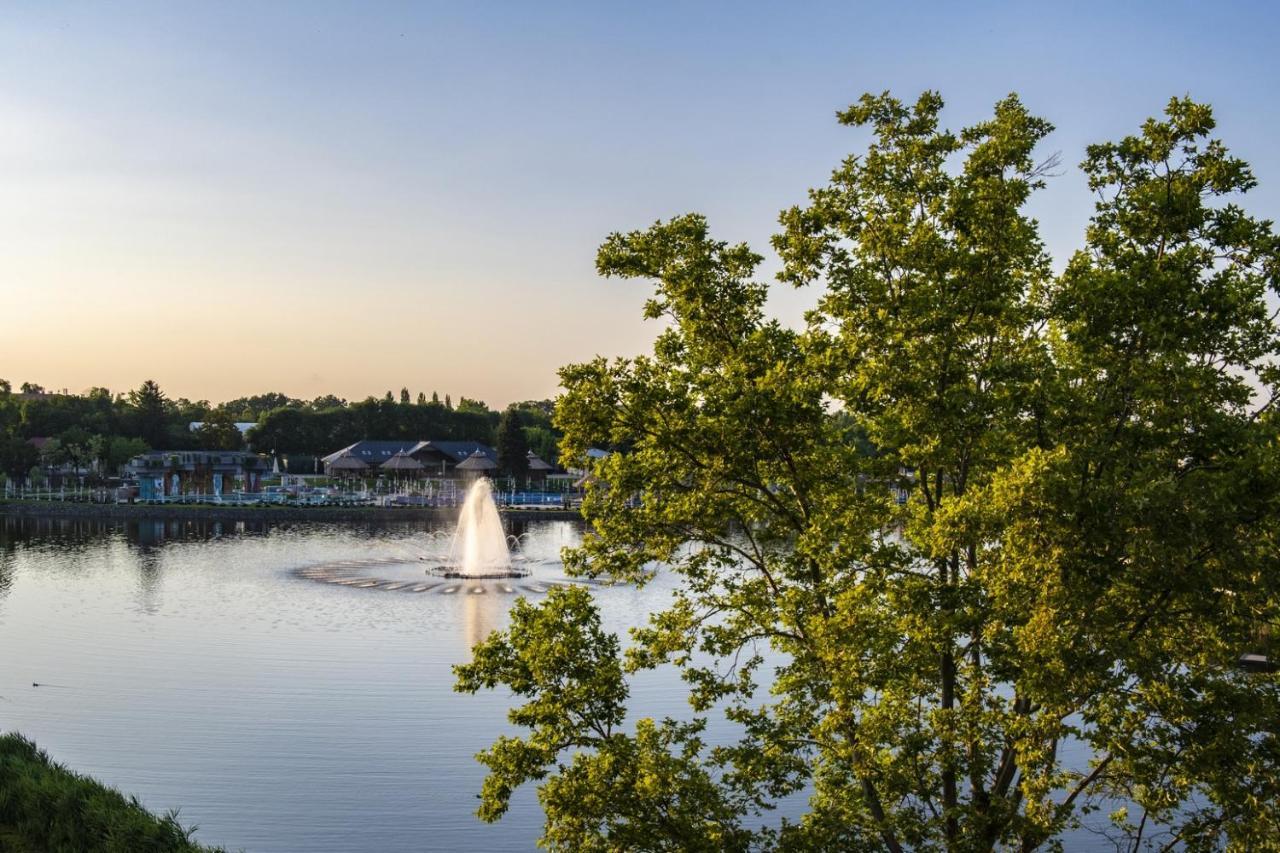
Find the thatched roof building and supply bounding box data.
[455,449,498,478]
[327,451,369,476]
[380,450,424,474]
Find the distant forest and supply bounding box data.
[0,379,560,483]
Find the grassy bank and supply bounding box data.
[0,733,224,853]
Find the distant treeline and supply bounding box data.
[0,379,560,484]
[250,397,559,461]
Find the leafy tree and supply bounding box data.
[197,410,245,450]
[400,387,411,404]
[457,397,490,414]
[219,392,301,420]
[0,436,39,484]
[0,378,10,395]
[128,380,170,448]
[20,382,44,394]
[417,391,427,405]
[309,394,346,411]
[56,426,94,472]
[458,94,1280,851]
[523,425,559,468]
[496,406,530,482]
[384,390,394,403]
[445,394,453,410]
[432,391,440,404]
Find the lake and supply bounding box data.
[0,514,1123,852]
[0,515,694,852]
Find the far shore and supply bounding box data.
[0,499,581,524]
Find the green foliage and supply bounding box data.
[218,392,303,421]
[0,437,39,484]
[460,94,1280,851]
[196,410,245,451]
[0,733,223,852]
[128,380,170,449]
[248,397,498,456]
[457,397,491,415]
[456,587,753,851]
[496,407,531,481]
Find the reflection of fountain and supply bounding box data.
[463,585,500,648]
[436,479,527,579]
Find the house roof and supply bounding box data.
[455,449,497,471]
[321,440,422,466]
[526,451,553,471]
[327,452,369,471]
[419,440,497,463]
[380,450,424,471]
[322,439,498,467]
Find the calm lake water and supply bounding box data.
[0,515,693,852]
[0,515,1122,852]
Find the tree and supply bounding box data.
[128,380,169,448]
[103,436,148,474]
[445,394,453,410]
[496,406,530,483]
[417,391,427,405]
[56,426,93,472]
[432,391,440,405]
[457,94,1280,851]
[20,382,44,394]
[456,397,490,414]
[0,379,10,395]
[309,394,346,411]
[219,392,302,420]
[0,436,39,485]
[400,387,411,404]
[197,409,245,450]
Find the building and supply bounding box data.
[454,449,498,480]
[413,441,498,476]
[320,440,498,477]
[126,450,272,499]
[525,451,553,486]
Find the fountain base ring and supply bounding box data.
[429,566,531,579]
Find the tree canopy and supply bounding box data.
[456,93,1280,851]
[496,406,531,482]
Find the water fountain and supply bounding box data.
[437,478,527,579]
[292,477,548,591]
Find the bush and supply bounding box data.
[0,733,224,852]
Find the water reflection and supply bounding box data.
[463,585,501,648]
[0,514,658,853]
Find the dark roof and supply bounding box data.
[322,439,498,468]
[455,449,498,471]
[419,440,497,463]
[380,450,424,471]
[526,451,553,471]
[328,453,369,471]
[321,440,420,466]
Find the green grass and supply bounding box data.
[0,733,225,853]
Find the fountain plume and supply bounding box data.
[447,479,513,576]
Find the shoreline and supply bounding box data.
[0,499,581,524]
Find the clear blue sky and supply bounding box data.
[2,1,1277,406]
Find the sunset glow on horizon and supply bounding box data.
[3,1,1277,407]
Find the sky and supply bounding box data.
[1,1,1278,408]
